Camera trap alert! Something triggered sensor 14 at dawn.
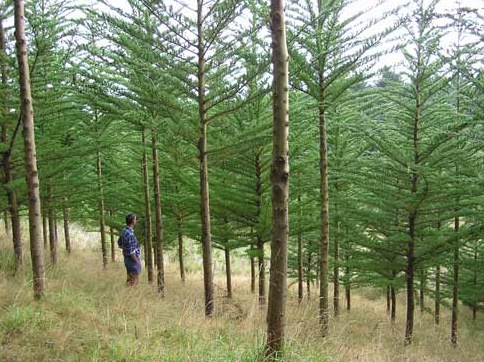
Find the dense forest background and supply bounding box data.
[0,0,483,358]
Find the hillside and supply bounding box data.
[1,228,483,361]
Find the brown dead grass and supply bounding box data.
[1,226,483,361]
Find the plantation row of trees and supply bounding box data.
[1,0,483,355]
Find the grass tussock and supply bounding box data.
[1,230,484,361]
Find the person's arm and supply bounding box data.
[127,233,139,264]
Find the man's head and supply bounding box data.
[125,212,137,227]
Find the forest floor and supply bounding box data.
[1,229,483,361]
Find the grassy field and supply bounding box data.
[1,227,483,361]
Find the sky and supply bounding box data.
[75,0,482,72]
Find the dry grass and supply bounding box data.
[1,227,483,361]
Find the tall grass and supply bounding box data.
[1,226,483,361]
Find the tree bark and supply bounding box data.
[1,17,22,270]
[419,269,426,313]
[386,286,391,313]
[317,0,331,332]
[141,129,153,284]
[197,0,214,318]
[391,284,396,322]
[297,230,303,304]
[435,265,440,325]
[255,150,266,307]
[307,241,312,299]
[14,0,45,299]
[63,202,71,255]
[451,215,459,347]
[177,212,185,284]
[318,85,330,337]
[48,184,57,265]
[333,218,340,317]
[257,233,266,307]
[265,0,289,358]
[250,254,255,293]
[152,133,165,296]
[224,246,232,299]
[42,209,48,249]
[96,149,108,268]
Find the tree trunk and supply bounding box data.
[48,184,57,265]
[317,5,331,332]
[345,277,351,311]
[152,133,165,296]
[257,234,266,307]
[96,149,108,268]
[141,130,153,284]
[405,57,423,344]
[318,89,330,337]
[386,286,391,313]
[14,0,45,299]
[197,0,214,318]
[435,265,440,325]
[63,203,71,255]
[1,18,22,270]
[419,269,426,313]
[109,224,115,262]
[225,246,232,299]
[3,211,8,234]
[391,284,396,322]
[177,213,185,284]
[255,150,266,307]
[405,213,416,345]
[265,0,289,358]
[451,215,459,347]
[472,247,478,321]
[250,254,255,293]
[42,211,48,249]
[297,231,303,304]
[333,218,340,317]
[307,242,312,299]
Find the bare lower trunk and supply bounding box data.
[152,133,165,296]
[391,284,396,322]
[451,216,459,347]
[307,245,312,299]
[419,269,425,313]
[297,231,303,304]
[435,265,440,325]
[177,213,185,284]
[255,151,266,307]
[345,281,350,311]
[42,211,48,249]
[258,234,266,307]
[96,150,108,268]
[405,210,416,346]
[319,103,330,336]
[63,204,71,255]
[386,286,391,313]
[197,0,214,317]
[1,15,22,270]
[250,254,255,293]
[14,0,45,299]
[141,130,153,284]
[48,185,57,265]
[265,0,289,358]
[225,246,232,298]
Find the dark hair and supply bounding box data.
[125,213,136,225]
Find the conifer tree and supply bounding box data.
[287,0,396,336]
[266,0,289,358]
[14,0,45,299]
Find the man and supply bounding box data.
[119,213,142,286]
